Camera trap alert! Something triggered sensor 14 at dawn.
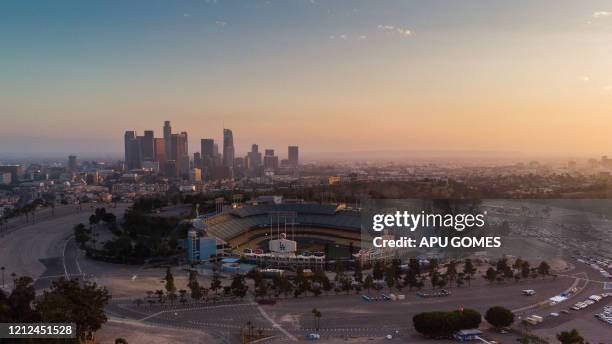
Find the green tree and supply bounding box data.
[537,261,550,277]
[485,306,514,328]
[384,266,395,292]
[409,258,421,276]
[311,308,322,331]
[353,261,363,284]
[373,261,384,280]
[73,223,90,247]
[556,329,585,344]
[446,260,457,287]
[230,274,248,299]
[0,276,40,322]
[164,267,176,293]
[36,278,110,342]
[363,275,374,294]
[413,309,481,338]
[484,267,497,284]
[521,261,531,279]
[463,259,476,286]
[187,270,202,302]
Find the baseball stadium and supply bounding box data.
[191,201,363,266]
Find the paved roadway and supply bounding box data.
[0,204,128,291]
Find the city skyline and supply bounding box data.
[2,0,612,157]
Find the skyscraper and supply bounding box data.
[163,121,172,160]
[246,144,262,170]
[67,155,77,172]
[264,149,279,171]
[193,152,202,169]
[154,138,165,163]
[288,146,299,167]
[142,130,155,161]
[124,130,141,170]
[170,132,189,176]
[201,139,215,162]
[223,129,235,168]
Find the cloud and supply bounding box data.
[377,24,413,37]
[183,13,191,18]
[604,85,612,92]
[215,20,227,27]
[593,11,612,18]
[359,35,367,40]
[339,34,347,40]
[581,76,590,82]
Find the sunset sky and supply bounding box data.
[1,0,612,158]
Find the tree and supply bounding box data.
[430,270,440,289]
[373,261,384,280]
[1,276,40,322]
[311,308,322,332]
[353,261,363,284]
[115,338,128,344]
[164,267,176,294]
[384,266,395,292]
[210,271,222,296]
[363,275,374,294]
[256,280,269,299]
[537,261,550,277]
[167,291,177,305]
[409,258,421,276]
[413,309,481,338]
[513,257,524,273]
[404,269,418,290]
[230,274,248,299]
[340,276,352,295]
[36,278,110,342]
[187,270,202,302]
[485,306,514,328]
[484,267,497,284]
[521,261,530,279]
[315,271,332,296]
[463,259,476,286]
[446,260,457,288]
[556,329,585,344]
[73,223,90,247]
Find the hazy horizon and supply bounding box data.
[2,0,612,157]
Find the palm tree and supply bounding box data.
[134,299,143,308]
[311,308,322,332]
[179,289,187,305]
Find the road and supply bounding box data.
[0,204,128,290]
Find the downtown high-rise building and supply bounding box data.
[141,130,155,161]
[246,144,262,170]
[263,149,279,171]
[67,155,77,172]
[288,146,299,167]
[223,129,235,168]
[154,138,165,163]
[124,130,141,170]
[170,131,189,176]
[163,121,172,160]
